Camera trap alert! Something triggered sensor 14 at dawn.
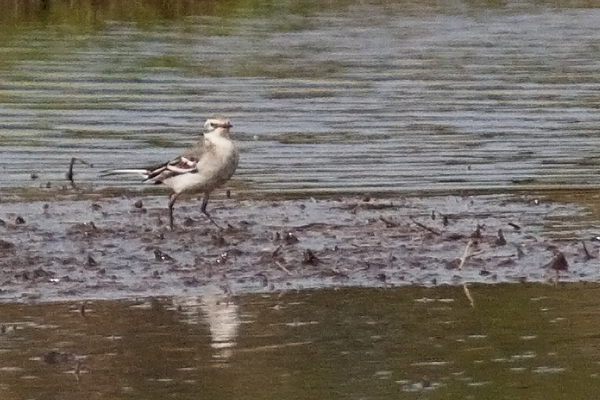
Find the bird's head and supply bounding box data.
[204,118,233,137]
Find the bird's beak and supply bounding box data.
[224,122,233,129]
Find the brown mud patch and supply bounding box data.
[0,194,598,302]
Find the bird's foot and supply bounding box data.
[203,212,222,230]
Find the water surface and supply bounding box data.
[2,1,600,198]
[1,284,600,399]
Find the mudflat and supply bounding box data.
[0,193,594,302]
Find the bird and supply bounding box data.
[102,118,239,230]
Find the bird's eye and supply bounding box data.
[210,122,217,128]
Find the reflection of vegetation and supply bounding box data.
[142,54,190,69]
[62,129,136,140]
[234,54,343,78]
[139,52,345,78]
[0,134,42,147]
[0,0,355,29]
[267,88,337,99]
[30,99,121,111]
[268,15,315,32]
[145,135,178,148]
[1,0,599,33]
[277,132,360,144]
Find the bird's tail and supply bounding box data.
[100,169,149,178]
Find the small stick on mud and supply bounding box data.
[66,157,91,188]
[271,245,282,258]
[379,216,399,228]
[457,239,475,307]
[457,239,474,271]
[274,261,293,276]
[409,217,441,236]
[582,241,595,260]
[508,222,521,231]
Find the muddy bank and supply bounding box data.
[0,193,598,302]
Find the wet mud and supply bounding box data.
[0,193,598,302]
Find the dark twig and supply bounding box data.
[508,222,521,231]
[442,215,449,227]
[66,157,91,188]
[495,229,507,246]
[409,217,441,236]
[470,224,484,239]
[582,241,595,260]
[271,245,282,258]
[379,216,399,228]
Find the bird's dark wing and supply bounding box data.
[144,156,198,183]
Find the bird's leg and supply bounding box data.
[201,192,221,229]
[168,193,179,231]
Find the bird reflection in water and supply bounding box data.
[172,292,240,363]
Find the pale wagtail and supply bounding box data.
[102,118,239,230]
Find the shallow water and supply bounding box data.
[2,2,600,198]
[2,284,600,399]
[4,2,600,397]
